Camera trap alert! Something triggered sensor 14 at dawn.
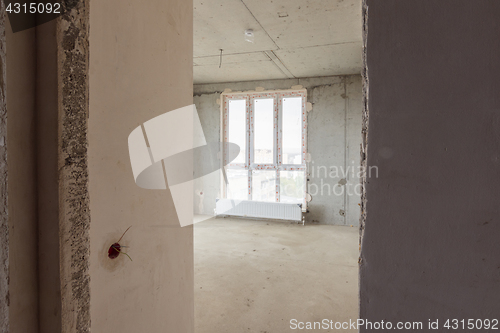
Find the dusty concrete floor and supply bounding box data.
[194,217,359,333]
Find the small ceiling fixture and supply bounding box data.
[244,29,254,43]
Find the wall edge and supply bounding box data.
[0,5,9,333]
[58,0,91,331]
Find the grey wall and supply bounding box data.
[194,75,363,226]
[360,0,500,329]
[193,92,221,216]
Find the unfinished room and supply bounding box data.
[192,1,363,332]
[3,0,499,332]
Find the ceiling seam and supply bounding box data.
[195,50,276,58]
[264,50,295,79]
[193,41,361,58]
[289,41,361,49]
[194,60,274,67]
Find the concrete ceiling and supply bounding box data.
[193,0,362,84]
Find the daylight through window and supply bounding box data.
[223,91,307,207]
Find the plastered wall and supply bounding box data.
[89,0,194,332]
[360,0,500,328]
[193,75,363,226]
[4,12,38,333]
[36,18,62,333]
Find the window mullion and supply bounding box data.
[275,93,280,202]
[247,96,252,200]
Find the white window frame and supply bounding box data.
[220,90,307,207]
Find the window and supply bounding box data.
[222,91,307,206]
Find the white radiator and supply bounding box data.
[215,199,302,222]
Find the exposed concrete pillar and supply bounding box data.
[360,0,500,329]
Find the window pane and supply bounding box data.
[253,99,274,164]
[279,171,305,204]
[226,169,248,200]
[228,99,246,164]
[282,97,303,165]
[252,170,276,202]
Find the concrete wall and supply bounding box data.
[360,0,500,328]
[89,0,194,332]
[308,76,363,226]
[193,92,221,216]
[193,75,363,226]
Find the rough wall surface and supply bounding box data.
[308,76,362,226]
[193,76,359,96]
[307,82,346,225]
[360,0,500,329]
[359,0,369,259]
[58,0,91,332]
[89,0,194,332]
[193,92,221,216]
[0,8,8,333]
[193,75,363,226]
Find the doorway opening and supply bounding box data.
[192,1,363,332]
